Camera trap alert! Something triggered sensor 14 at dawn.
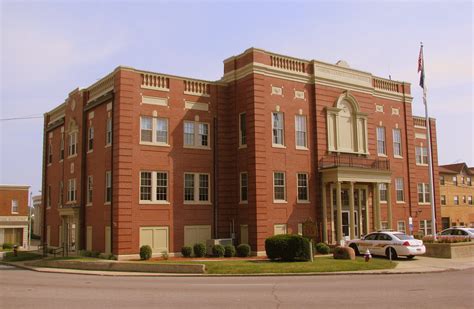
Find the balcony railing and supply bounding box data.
[319,154,390,170]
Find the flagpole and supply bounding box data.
[420,42,437,240]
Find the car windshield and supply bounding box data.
[392,233,413,240]
[468,229,474,234]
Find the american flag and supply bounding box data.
[418,44,425,89]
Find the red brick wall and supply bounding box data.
[0,187,29,216]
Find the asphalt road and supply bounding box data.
[1,265,473,309]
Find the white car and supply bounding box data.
[438,227,474,240]
[346,231,425,259]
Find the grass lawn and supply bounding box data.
[3,251,43,262]
[150,256,397,274]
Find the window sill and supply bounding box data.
[59,160,64,163]
[47,163,52,167]
[416,163,428,167]
[11,212,19,215]
[377,153,387,158]
[380,201,387,204]
[140,141,170,147]
[86,203,92,207]
[183,145,211,150]
[297,200,311,204]
[139,201,170,205]
[87,150,93,154]
[418,202,431,206]
[183,201,212,205]
[272,144,286,149]
[238,145,247,149]
[393,155,403,159]
[396,201,405,204]
[105,144,112,148]
[273,200,287,204]
[296,146,309,151]
[239,201,248,205]
[68,154,78,159]
[104,202,111,206]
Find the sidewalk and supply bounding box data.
[2,256,473,277]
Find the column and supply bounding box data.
[322,183,328,243]
[365,189,370,234]
[357,189,363,236]
[374,183,379,231]
[387,182,393,230]
[329,183,335,244]
[349,182,355,239]
[336,181,343,243]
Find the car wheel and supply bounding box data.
[349,244,360,256]
[385,247,398,260]
[406,255,415,260]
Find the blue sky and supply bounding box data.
[1,0,473,194]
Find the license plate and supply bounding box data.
[416,248,421,251]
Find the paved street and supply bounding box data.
[1,266,473,309]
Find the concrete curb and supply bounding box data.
[2,260,473,277]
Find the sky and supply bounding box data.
[1,0,473,195]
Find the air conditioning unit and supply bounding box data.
[206,238,233,256]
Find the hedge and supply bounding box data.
[236,244,251,257]
[193,243,206,257]
[265,234,311,261]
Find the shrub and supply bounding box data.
[91,251,100,258]
[333,246,355,260]
[161,251,169,260]
[181,246,193,257]
[224,245,236,257]
[236,244,251,257]
[211,244,225,257]
[2,243,13,250]
[315,242,330,254]
[265,234,311,261]
[193,243,206,257]
[98,253,109,259]
[139,245,152,260]
[31,234,41,240]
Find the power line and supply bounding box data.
[0,116,43,121]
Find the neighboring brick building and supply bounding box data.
[0,185,30,247]
[42,48,440,258]
[439,163,474,228]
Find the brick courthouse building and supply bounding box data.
[42,48,440,258]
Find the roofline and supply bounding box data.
[0,184,30,190]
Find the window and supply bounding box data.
[461,176,465,184]
[140,171,168,203]
[140,116,168,145]
[415,146,428,165]
[440,176,445,185]
[272,112,284,146]
[441,195,446,205]
[240,172,248,203]
[454,196,459,205]
[68,132,77,156]
[59,181,63,206]
[297,173,309,202]
[106,117,112,146]
[295,115,307,149]
[452,176,458,186]
[417,183,430,203]
[87,176,93,205]
[183,121,209,148]
[462,196,466,204]
[376,127,386,155]
[420,220,432,236]
[397,221,406,233]
[379,183,387,202]
[11,200,18,213]
[467,177,472,186]
[184,173,210,203]
[395,178,404,202]
[468,196,473,205]
[239,113,246,146]
[392,129,402,157]
[60,134,64,160]
[273,172,286,201]
[48,141,53,164]
[381,221,389,230]
[87,126,94,151]
[47,186,51,208]
[68,179,76,202]
[105,171,112,203]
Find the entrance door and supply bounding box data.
[341,211,359,239]
[64,217,76,253]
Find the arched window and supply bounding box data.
[326,92,368,154]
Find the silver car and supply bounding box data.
[438,227,474,240]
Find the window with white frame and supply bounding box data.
[273,172,286,201]
[59,181,63,206]
[467,177,472,186]
[184,173,210,203]
[68,132,77,156]
[105,171,112,203]
[381,221,389,230]
[48,141,53,164]
[11,200,18,213]
[454,195,459,205]
[88,126,94,151]
[376,127,386,155]
[140,171,168,202]
[452,176,457,186]
[272,112,284,146]
[47,185,51,208]
[417,183,430,203]
[415,146,428,165]
[419,220,432,236]
[183,121,209,148]
[395,178,404,202]
[379,183,387,202]
[295,115,307,149]
[60,134,64,160]
[440,175,445,185]
[468,196,472,205]
[140,116,168,145]
[240,172,248,203]
[297,173,309,202]
[462,195,466,204]
[68,179,76,202]
[397,221,406,233]
[106,117,112,146]
[87,176,93,204]
[239,113,246,147]
[393,129,402,157]
[441,195,446,205]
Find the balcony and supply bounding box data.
[319,154,390,171]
